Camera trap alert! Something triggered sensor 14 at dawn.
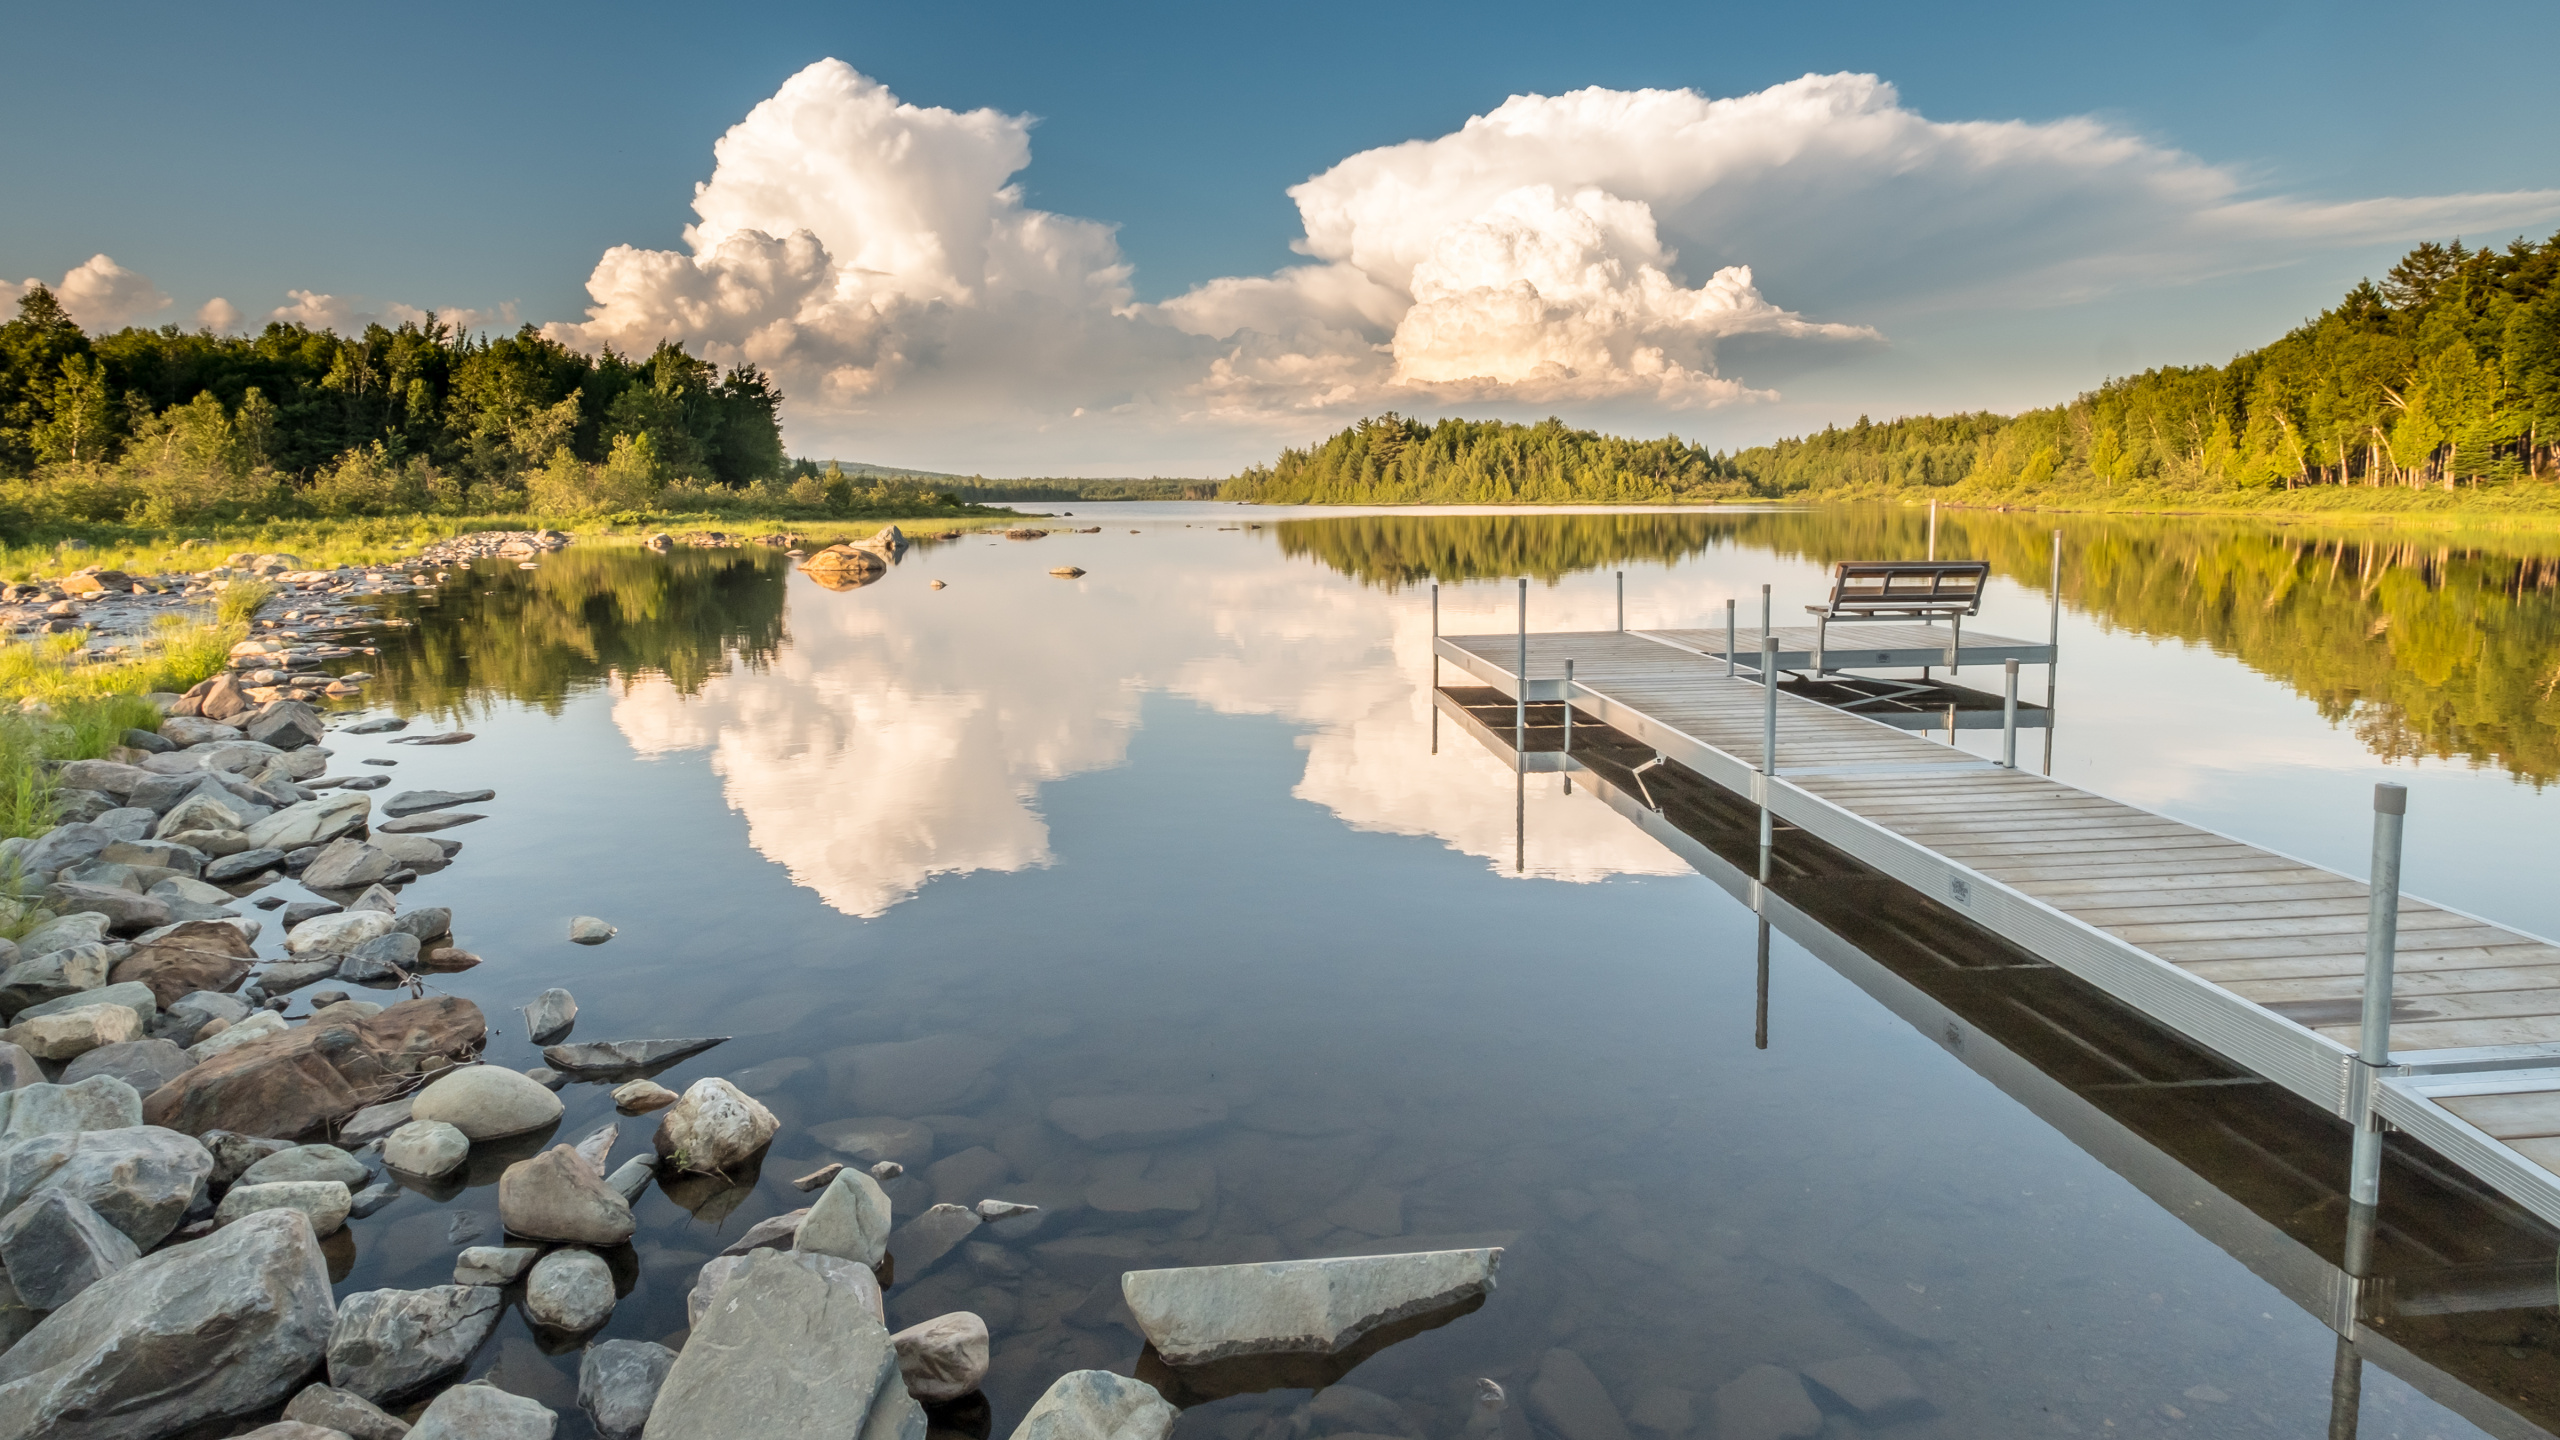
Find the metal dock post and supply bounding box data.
[1430,582,1440,755]
[2002,659,2019,768]
[1514,579,1527,758]
[1759,633,1779,884]
[2349,784,2408,1207]
[2044,530,2062,775]
[1725,598,1737,677]
[1562,659,1575,794]
[1616,571,1624,632]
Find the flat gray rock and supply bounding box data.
[1120,1247,1502,1366]
[1800,1354,1927,1422]
[407,1382,555,1439]
[283,1382,412,1440]
[344,717,408,734]
[377,811,482,834]
[543,1036,726,1073]
[647,1249,899,1439]
[579,1338,675,1440]
[241,1143,372,1188]
[383,788,495,818]
[325,1284,506,1403]
[301,838,399,891]
[453,1245,538,1285]
[719,1207,809,1257]
[0,1075,145,1140]
[1046,1094,1229,1148]
[0,1208,333,1440]
[521,987,575,1044]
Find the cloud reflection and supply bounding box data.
[608,539,1684,917]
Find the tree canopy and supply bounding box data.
[1225,414,1749,504]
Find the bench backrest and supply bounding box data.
[1815,560,1989,619]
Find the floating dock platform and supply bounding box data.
[1436,622,2560,1237]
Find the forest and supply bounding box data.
[0,285,849,525]
[1224,414,1749,504]
[1235,233,2560,509]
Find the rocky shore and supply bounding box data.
[0,532,1517,1440]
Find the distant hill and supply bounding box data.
[792,459,1217,502]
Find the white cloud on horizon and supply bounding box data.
[537,62,2560,471]
[1,254,170,329]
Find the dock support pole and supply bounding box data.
[1759,634,1780,882]
[1616,571,1624,632]
[1760,584,1772,675]
[1726,598,1737,677]
[1562,659,1575,794]
[1430,582,1440,756]
[2348,783,2408,1210]
[2001,659,2019,768]
[1928,500,1938,561]
[2043,530,2062,775]
[1755,919,1771,1052]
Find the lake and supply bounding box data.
[318,503,2560,1440]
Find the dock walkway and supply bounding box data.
[1438,625,2560,1227]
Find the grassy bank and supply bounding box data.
[0,508,1033,584]
[1768,476,2560,535]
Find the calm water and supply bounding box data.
[310,504,2560,1440]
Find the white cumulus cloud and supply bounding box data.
[546,63,2560,472]
[195,297,243,333]
[1,254,171,329]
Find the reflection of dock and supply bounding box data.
[1432,679,2560,1439]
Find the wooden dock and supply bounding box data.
[1438,624,2560,1229]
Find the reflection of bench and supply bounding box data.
[1808,560,1989,673]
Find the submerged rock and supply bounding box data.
[1011,1371,1177,1440]
[1047,1094,1228,1149]
[326,1283,506,1403]
[579,1338,675,1440]
[1119,1247,1502,1366]
[544,1036,725,1073]
[886,1204,981,1281]
[890,1311,990,1403]
[646,1248,901,1440]
[0,1209,334,1440]
[383,788,495,818]
[1707,1364,1820,1440]
[1529,1349,1634,1440]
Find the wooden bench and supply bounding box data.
[1807,560,1989,672]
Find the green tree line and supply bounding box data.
[0,285,793,524]
[1226,414,1750,504]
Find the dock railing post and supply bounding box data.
[1616,571,1624,632]
[2002,659,2019,768]
[1759,584,1772,677]
[1726,598,1737,677]
[1515,578,1528,760]
[2044,530,2062,775]
[1562,658,1575,793]
[1430,581,1441,756]
[2348,784,2407,1210]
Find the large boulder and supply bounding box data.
[652,1077,777,1174]
[1118,1247,1502,1366]
[142,995,485,1140]
[497,1146,634,1246]
[325,1284,506,1403]
[0,1190,141,1309]
[793,1165,892,1267]
[889,1311,989,1403]
[410,1065,562,1140]
[1009,1371,1177,1440]
[0,1076,144,1140]
[107,920,256,1008]
[0,1208,334,1440]
[641,1249,903,1440]
[579,1339,675,1440]
[0,1125,212,1247]
[408,1383,555,1440]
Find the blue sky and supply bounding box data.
[5,0,2557,473]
